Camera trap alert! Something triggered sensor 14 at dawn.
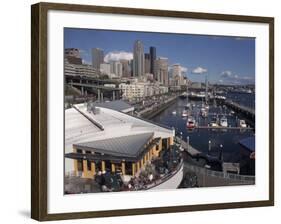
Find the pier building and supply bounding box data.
[65,103,183,188]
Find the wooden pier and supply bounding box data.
[175,137,201,156]
[223,100,255,119]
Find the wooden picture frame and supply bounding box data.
[31,2,274,221]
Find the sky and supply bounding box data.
[64,28,255,85]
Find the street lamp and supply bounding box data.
[219,144,224,161]
[208,140,211,154]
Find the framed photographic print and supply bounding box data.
[31,2,274,221]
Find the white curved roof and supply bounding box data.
[65,103,174,173]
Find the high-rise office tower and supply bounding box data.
[92,48,104,72]
[120,59,131,77]
[144,53,151,74]
[133,40,145,77]
[156,57,169,86]
[149,46,156,78]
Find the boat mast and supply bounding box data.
[205,74,208,104]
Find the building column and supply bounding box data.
[111,163,116,173]
[149,148,153,159]
[74,159,78,176]
[112,91,115,101]
[101,161,105,172]
[137,161,140,172]
[73,147,78,175]
[121,162,126,175]
[101,92,104,102]
[132,163,136,176]
[91,162,96,176]
[98,89,101,102]
[169,137,174,146]
[82,160,88,177]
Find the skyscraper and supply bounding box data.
[133,40,145,77]
[172,64,183,86]
[109,61,123,77]
[92,48,104,72]
[120,59,131,77]
[149,46,156,78]
[144,53,151,74]
[156,57,169,86]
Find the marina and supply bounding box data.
[151,93,255,177]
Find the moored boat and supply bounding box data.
[186,116,196,129]
[238,119,247,128]
[182,110,188,117]
[210,117,218,127]
[220,116,228,127]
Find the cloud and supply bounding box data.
[181,66,188,73]
[221,70,233,78]
[220,70,254,84]
[169,64,188,73]
[192,66,207,74]
[82,59,91,65]
[104,51,133,62]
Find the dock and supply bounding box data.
[223,100,255,119]
[175,136,201,156]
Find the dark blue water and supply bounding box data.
[226,92,255,109]
[151,98,255,164]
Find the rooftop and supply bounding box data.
[74,132,154,158]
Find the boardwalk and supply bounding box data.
[175,137,201,156]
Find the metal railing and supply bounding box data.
[184,163,255,183]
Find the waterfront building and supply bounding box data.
[119,83,145,99]
[119,82,169,99]
[190,82,202,89]
[155,57,169,86]
[65,48,82,65]
[65,103,183,189]
[133,40,145,77]
[92,48,104,72]
[64,61,98,78]
[144,53,151,74]
[150,46,156,78]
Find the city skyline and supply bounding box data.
[65,28,255,85]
